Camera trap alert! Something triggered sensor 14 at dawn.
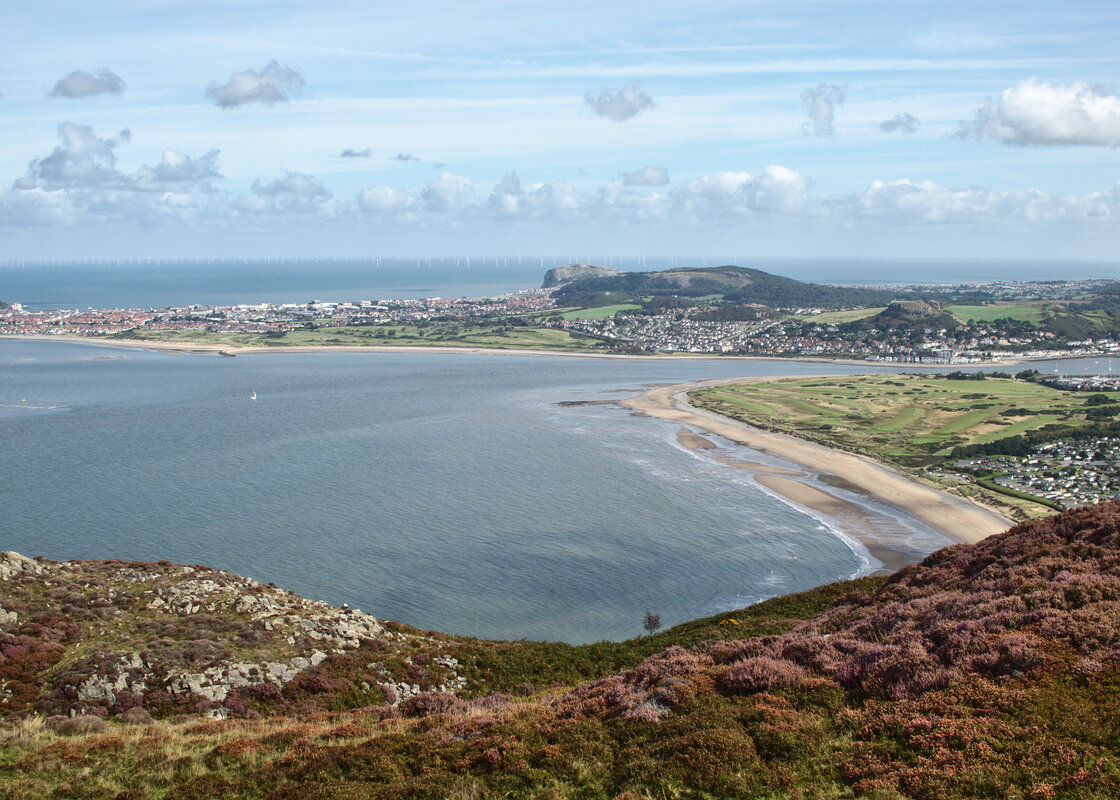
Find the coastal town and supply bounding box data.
[954,436,1120,509]
[550,310,1115,363]
[4,278,1120,363]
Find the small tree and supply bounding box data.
[643,611,662,636]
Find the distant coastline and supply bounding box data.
[622,380,1013,565]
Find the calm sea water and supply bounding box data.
[0,340,1102,642]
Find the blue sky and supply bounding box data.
[3,0,1120,261]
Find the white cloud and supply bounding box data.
[0,185,78,228]
[422,171,473,211]
[487,171,582,218]
[620,166,669,186]
[19,123,126,190]
[585,80,654,122]
[844,177,1120,225]
[394,152,420,162]
[50,69,126,98]
[206,61,305,108]
[252,171,329,198]
[339,148,371,158]
[801,83,844,137]
[132,150,222,193]
[16,123,219,194]
[961,78,1120,146]
[358,184,413,212]
[242,171,332,215]
[679,165,812,218]
[879,112,920,134]
[4,123,225,230]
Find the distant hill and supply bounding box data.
[843,298,961,332]
[549,265,904,309]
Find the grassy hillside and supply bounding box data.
[4,503,1120,798]
[551,265,903,310]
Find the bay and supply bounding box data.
[0,340,1099,642]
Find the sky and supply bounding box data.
[3,0,1120,262]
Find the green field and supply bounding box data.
[115,323,607,352]
[692,374,1088,465]
[948,302,1047,325]
[560,303,642,320]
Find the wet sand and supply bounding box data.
[626,381,1012,553]
[673,427,923,572]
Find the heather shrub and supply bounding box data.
[222,694,251,717]
[630,646,707,689]
[55,714,107,735]
[470,693,513,712]
[245,682,283,703]
[118,705,153,724]
[719,656,806,694]
[399,691,468,718]
[550,675,625,719]
[618,699,670,722]
[930,620,1004,671]
[1040,600,1120,655]
[1071,657,1104,676]
[986,633,1045,675]
[111,689,143,715]
[952,632,1041,676]
[706,636,772,664]
[839,642,946,699]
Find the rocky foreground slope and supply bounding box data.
[3,503,1120,799]
[0,554,466,722]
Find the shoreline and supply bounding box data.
[622,380,1013,559]
[0,333,1099,367]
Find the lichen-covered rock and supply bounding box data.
[0,553,465,718]
[0,552,42,580]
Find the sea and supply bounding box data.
[1,258,1114,643]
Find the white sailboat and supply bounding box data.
[250,389,257,400]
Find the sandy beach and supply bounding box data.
[623,380,1013,551]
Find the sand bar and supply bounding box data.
[624,380,1013,545]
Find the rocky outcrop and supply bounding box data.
[1,551,43,580]
[541,263,623,288]
[0,553,467,719]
